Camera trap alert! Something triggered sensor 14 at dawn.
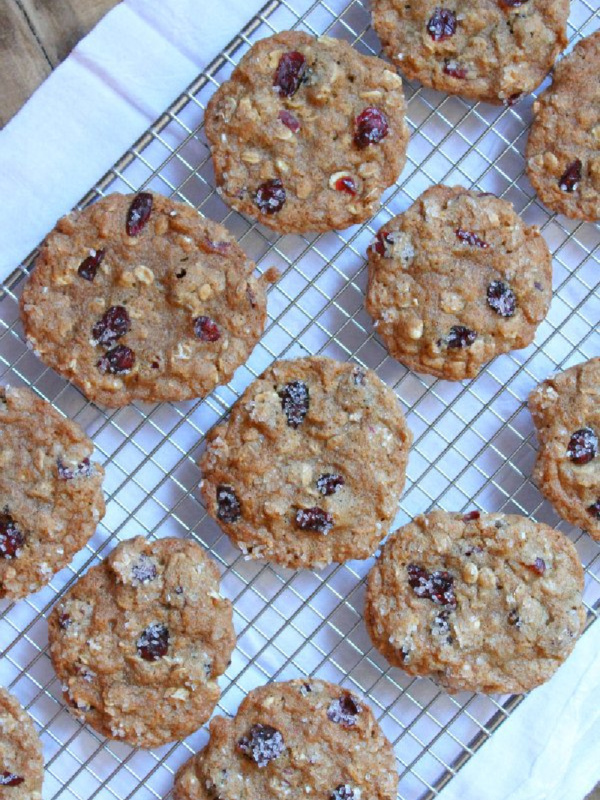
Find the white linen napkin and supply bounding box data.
[0,1,597,798]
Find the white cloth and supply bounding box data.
[0,2,598,798]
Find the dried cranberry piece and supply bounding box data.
[217,485,241,523]
[331,787,355,800]
[462,510,480,522]
[194,316,221,342]
[456,228,489,249]
[446,326,477,349]
[559,160,582,193]
[278,110,300,133]
[368,230,395,258]
[499,0,530,7]
[354,107,389,149]
[78,249,105,281]
[427,7,457,41]
[504,92,522,106]
[334,176,358,196]
[201,237,231,254]
[273,51,307,97]
[0,512,24,559]
[137,623,169,661]
[296,507,333,534]
[327,693,362,727]
[585,499,600,521]
[238,723,285,767]
[126,192,153,236]
[407,564,457,608]
[527,557,546,576]
[566,427,597,465]
[444,61,467,79]
[487,280,516,317]
[57,457,91,480]
[0,772,24,787]
[132,555,157,584]
[317,473,345,496]
[97,345,135,375]
[92,306,131,347]
[58,612,72,630]
[255,179,286,215]
[279,380,309,428]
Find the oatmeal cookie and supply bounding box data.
[371,0,569,105]
[48,536,235,748]
[200,356,412,569]
[21,192,275,407]
[529,357,600,540]
[365,185,552,381]
[0,386,104,600]
[0,687,43,799]
[173,678,398,800]
[526,32,600,221]
[365,510,585,694]
[205,31,409,234]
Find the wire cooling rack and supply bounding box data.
[1,1,599,798]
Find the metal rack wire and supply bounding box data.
[0,0,598,798]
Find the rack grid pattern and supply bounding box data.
[0,1,599,798]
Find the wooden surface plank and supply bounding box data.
[0,0,51,127]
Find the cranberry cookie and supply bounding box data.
[48,536,235,748]
[0,688,44,799]
[365,510,585,694]
[21,192,275,407]
[371,0,568,105]
[529,358,600,540]
[527,32,600,221]
[0,386,104,600]
[174,678,398,800]
[205,31,409,234]
[200,356,412,569]
[365,186,552,381]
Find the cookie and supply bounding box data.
[48,536,235,748]
[365,185,552,381]
[529,358,600,540]
[371,0,569,105]
[173,678,398,800]
[21,192,275,407]
[526,32,600,221]
[365,510,585,694]
[204,31,409,234]
[200,356,412,569]
[0,687,44,799]
[0,386,104,600]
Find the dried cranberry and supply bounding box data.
[566,427,597,465]
[331,787,355,800]
[137,623,169,661]
[587,500,600,519]
[368,230,395,258]
[126,192,153,236]
[427,8,457,41]
[444,61,467,79]
[57,457,91,480]
[327,693,362,727]
[0,512,24,559]
[194,316,221,342]
[278,109,300,133]
[527,557,546,576]
[317,473,345,496]
[132,555,157,584]
[97,345,135,375]
[216,485,241,523]
[504,92,522,106]
[92,306,131,347]
[58,612,72,630]
[296,507,333,535]
[0,773,24,787]
[354,107,389,149]
[201,237,231,254]
[456,228,489,249]
[446,326,477,349]
[238,723,285,767]
[334,176,358,196]
[407,564,457,608]
[273,51,307,97]
[255,179,286,215]
[499,0,530,7]
[487,280,516,317]
[559,160,582,193]
[462,510,480,522]
[78,249,105,281]
[279,380,309,428]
